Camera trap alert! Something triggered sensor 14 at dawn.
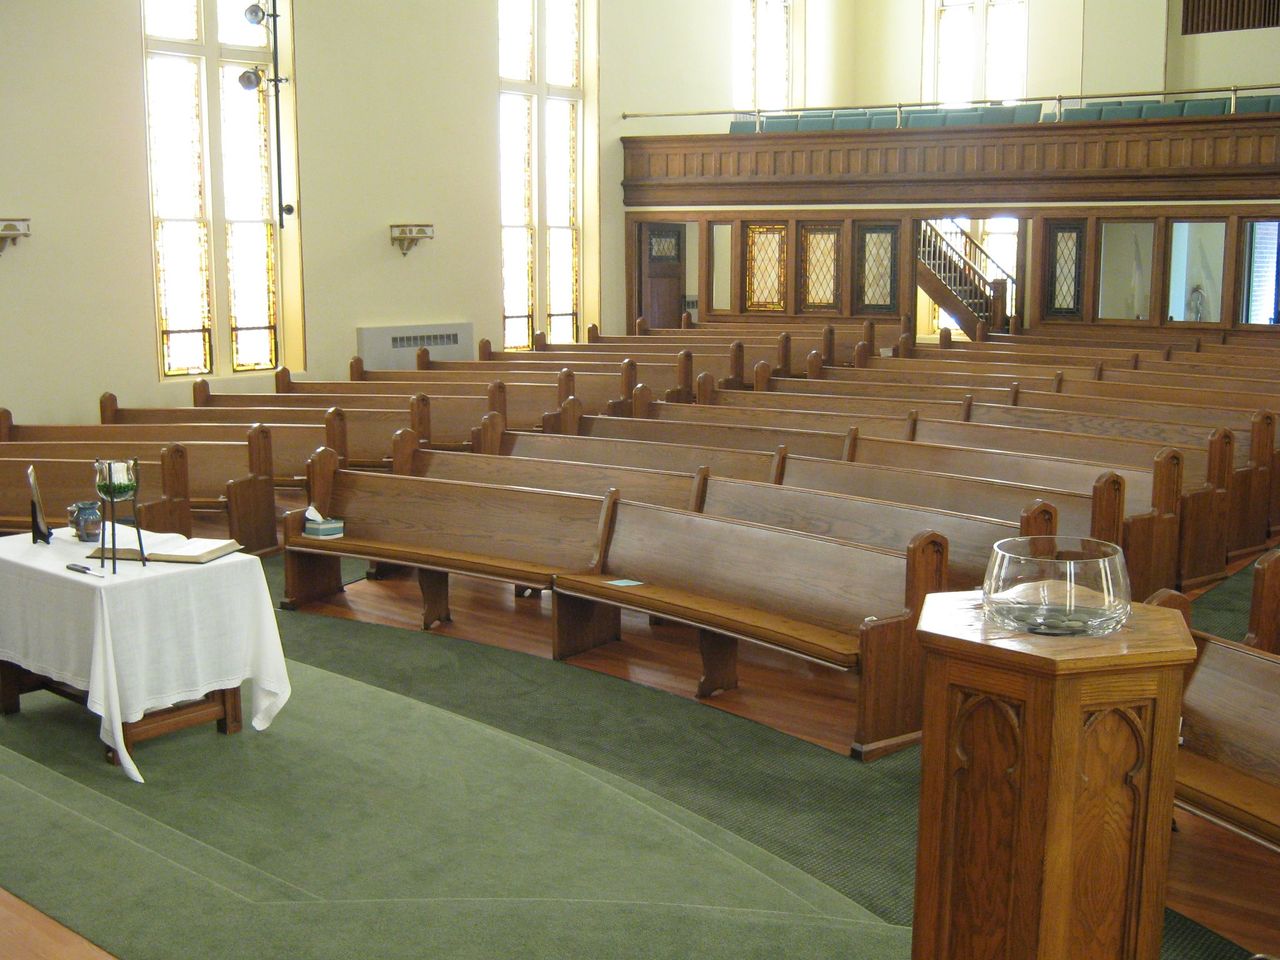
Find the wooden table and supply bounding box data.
[0,528,290,782]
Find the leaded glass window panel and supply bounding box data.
[1045,221,1085,317]
[144,3,297,378]
[144,0,199,41]
[857,225,898,312]
[545,0,580,87]
[499,0,535,82]
[746,224,787,312]
[217,0,268,46]
[499,0,582,347]
[548,227,578,343]
[800,224,840,311]
[503,227,535,349]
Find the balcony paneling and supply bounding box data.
[621,116,1280,207]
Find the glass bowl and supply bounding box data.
[94,459,139,502]
[982,536,1131,637]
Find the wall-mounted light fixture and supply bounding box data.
[391,224,434,256]
[237,2,294,229]
[0,218,31,255]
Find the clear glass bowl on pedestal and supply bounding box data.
[982,536,1131,637]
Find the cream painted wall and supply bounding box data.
[851,0,924,106]
[0,2,186,423]
[1,1,500,423]
[1026,0,1083,98]
[1082,0,1166,95]
[1166,0,1280,91]
[597,0,736,333]
[293,0,502,375]
[804,0,860,107]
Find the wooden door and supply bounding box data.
[639,223,686,329]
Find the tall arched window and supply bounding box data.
[499,0,583,348]
[931,0,1026,106]
[142,0,301,377]
[733,0,793,112]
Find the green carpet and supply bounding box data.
[1191,559,1255,643]
[0,555,1254,959]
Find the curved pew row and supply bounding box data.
[705,371,1266,564]
[0,449,191,537]
[532,402,1180,600]
[813,355,1280,539]
[0,438,274,553]
[99,392,442,465]
[624,391,1225,590]
[481,332,824,378]
[0,411,334,487]
[198,375,561,431]
[390,430,1046,588]
[283,447,946,760]
[469,417,1137,593]
[355,352,710,407]
[1146,583,1280,851]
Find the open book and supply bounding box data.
[89,525,242,564]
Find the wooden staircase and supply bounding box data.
[916,220,1010,340]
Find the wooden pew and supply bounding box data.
[1,449,191,537]
[478,339,755,385]
[392,428,1043,588]
[649,386,1228,589]
[391,430,699,509]
[1147,588,1280,850]
[99,392,427,465]
[0,411,335,486]
[514,331,818,378]
[582,324,844,366]
[773,369,1273,557]
[282,447,610,625]
[205,371,567,428]
[470,414,1135,594]
[357,350,703,406]
[0,437,275,553]
[735,370,1266,560]
[540,401,1180,600]
[552,498,947,760]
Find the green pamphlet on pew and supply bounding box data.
[606,579,644,587]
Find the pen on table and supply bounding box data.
[66,563,106,579]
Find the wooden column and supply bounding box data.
[912,591,1196,960]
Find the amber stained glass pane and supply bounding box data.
[801,226,840,310]
[746,224,787,311]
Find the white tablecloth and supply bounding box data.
[0,528,290,782]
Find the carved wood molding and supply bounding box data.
[622,116,1280,206]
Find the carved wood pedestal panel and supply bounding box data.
[912,592,1197,960]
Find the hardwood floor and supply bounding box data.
[3,539,1277,959]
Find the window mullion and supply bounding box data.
[205,53,231,376]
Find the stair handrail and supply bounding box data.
[930,219,1017,318]
[918,222,995,303]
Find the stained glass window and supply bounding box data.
[499,0,583,348]
[934,0,1026,106]
[746,224,787,312]
[733,0,792,111]
[144,2,293,376]
[857,225,899,313]
[1045,221,1085,317]
[801,224,840,311]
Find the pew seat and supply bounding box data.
[281,448,609,623]
[552,498,948,759]
[1150,586,1280,850]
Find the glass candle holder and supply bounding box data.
[94,459,138,502]
[982,536,1131,637]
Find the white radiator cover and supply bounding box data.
[355,322,476,369]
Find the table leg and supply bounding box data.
[0,660,22,715]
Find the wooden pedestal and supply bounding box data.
[911,591,1197,960]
